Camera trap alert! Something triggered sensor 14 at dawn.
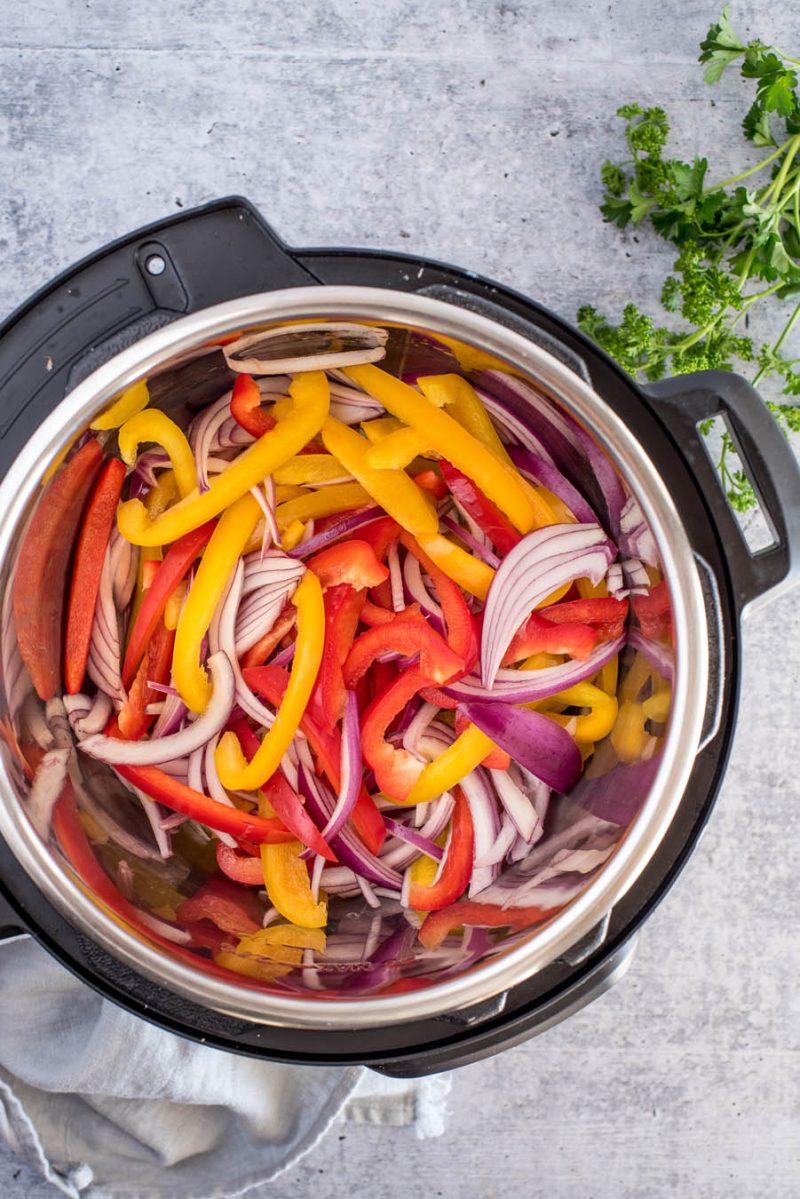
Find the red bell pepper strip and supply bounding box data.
[308,583,366,731]
[453,710,510,770]
[357,515,401,561]
[230,373,276,439]
[306,540,388,590]
[540,596,628,639]
[182,919,232,954]
[412,468,448,501]
[368,657,398,703]
[399,532,478,671]
[122,520,216,687]
[240,603,297,669]
[14,438,104,700]
[114,763,296,844]
[215,842,265,885]
[359,664,433,798]
[418,899,560,949]
[343,615,464,689]
[406,788,474,912]
[439,459,520,555]
[117,621,175,740]
[176,876,262,935]
[64,457,126,694]
[502,610,599,664]
[632,581,672,641]
[228,714,337,861]
[243,664,387,854]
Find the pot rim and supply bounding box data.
[0,286,709,1029]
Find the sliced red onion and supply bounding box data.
[387,540,405,612]
[130,449,171,492]
[328,379,386,424]
[138,910,193,944]
[474,813,519,868]
[379,793,455,872]
[132,788,173,859]
[461,702,582,793]
[310,852,325,902]
[320,690,362,841]
[216,560,279,727]
[480,523,616,687]
[27,747,70,838]
[401,700,438,760]
[606,562,628,598]
[110,530,138,611]
[357,874,382,909]
[150,691,187,738]
[383,818,444,861]
[402,552,443,625]
[621,557,650,595]
[63,691,114,739]
[628,629,674,683]
[489,766,543,842]
[287,506,382,559]
[458,767,502,898]
[440,514,500,567]
[249,481,279,553]
[298,762,402,889]
[80,652,234,765]
[87,540,126,705]
[224,323,388,376]
[2,587,29,719]
[189,392,237,492]
[507,444,600,527]
[446,633,624,706]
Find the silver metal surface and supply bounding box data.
[0,287,710,1029]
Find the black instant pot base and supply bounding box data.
[0,198,743,1073]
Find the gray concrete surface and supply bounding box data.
[1,0,799,1195]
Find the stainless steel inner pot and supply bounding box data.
[0,287,708,1029]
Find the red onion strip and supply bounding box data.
[320,690,362,841]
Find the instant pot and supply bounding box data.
[0,196,797,1077]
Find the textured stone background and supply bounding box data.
[1,1,799,1195]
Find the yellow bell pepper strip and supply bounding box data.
[421,372,513,465]
[321,416,439,538]
[273,454,348,485]
[117,370,330,546]
[260,840,327,928]
[364,427,432,470]
[118,409,197,499]
[415,532,495,601]
[280,519,307,552]
[91,378,150,430]
[402,724,498,806]
[344,364,535,533]
[274,484,309,504]
[361,416,406,443]
[173,493,261,712]
[215,571,325,790]
[544,682,618,744]
[215,949,293,982]
[258,923,327,951]
[610,700,650,763]
[596,653,619,698]
[643,685,671,723]
[275,481,371,531]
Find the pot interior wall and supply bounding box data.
[0,312,674,1011]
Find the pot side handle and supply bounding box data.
[644,371,800,616]
[0,197,318,480]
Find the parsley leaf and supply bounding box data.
[699,7,747,83]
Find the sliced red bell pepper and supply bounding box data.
[243,664,387,854]
[306,540,389,590]
[370,578,394,611]
[368,657,398,703]
[412,468,448,501]
[176,876,262,935]
[343,615,464,688]
[540,596,628,639]
[227,713,337,861]
[14,438,104,700]
[230,373,276,439]
[215,842,265,885]
[64,457,127,694]
[114,763,296,844]
[632,581,672,641]
[361,598,422,627]
[454,710,510,769]
[359,664,432,798]
[182,919,231,953]
[240,603,297,669]
[407,788,474,911]
[357,515,401,561]
[122,519,216,687]
[418,899,559,949]
[308,583,366,731]
[117,620,175,740]
[502,610,598,664]
[399,532,478,670]
[438,459,520,555]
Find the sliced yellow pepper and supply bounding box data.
[321,417,438,538]
[173,492,261,712]
[364,427,432,470]
[274,484,310,504]
[258,924,327,951]
[260,840,327,929]
[576,576,609,599]
[344,365,535,533]
[163,581,186,631]
[548,682,618,743]
[118,409,197,499]
[117,370,330,546]
[361,416,407,443]
[424,372,514,465]
[619,653,652,704]
[275,481,371,530]
[91,378,150,430]
[216,571,325,790]
[610,700,650,763]
[214,951,293,982]
[273,454,348,485]
[643,686,671,723]
[398,724,497,806]
[280,519,307,552]
[596,653,619,698]
[416,532,495,601]
[145,469,179,517]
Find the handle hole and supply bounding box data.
[698,414,777,553]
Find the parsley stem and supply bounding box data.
[758,137,800,209]
[772,47,800,67]
[702,137,795,195]
[752,300,800,386]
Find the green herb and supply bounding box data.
[578,7,800,512]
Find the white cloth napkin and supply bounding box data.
[0,936,450,1199]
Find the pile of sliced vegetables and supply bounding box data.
[3,322,673,993]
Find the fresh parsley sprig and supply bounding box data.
[578,7,800,512]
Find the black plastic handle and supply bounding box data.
[645,370,800,614]
[0,196,319,479]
